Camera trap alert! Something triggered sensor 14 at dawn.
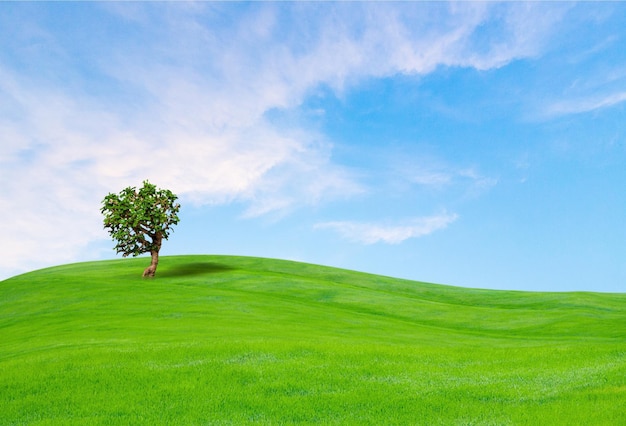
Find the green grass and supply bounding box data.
[1,255,625,425]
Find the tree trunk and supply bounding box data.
[142,233,162,278]
[142,250,159,278]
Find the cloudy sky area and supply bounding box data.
[1,2,624,292]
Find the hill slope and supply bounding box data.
[1,255,625,424]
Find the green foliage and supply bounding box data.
[1,256,625,424]
[101,180,180,257]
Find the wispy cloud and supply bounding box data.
[387,150,499,198]
[542,91,626,117]
[315,212,458,245]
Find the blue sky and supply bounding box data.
[1,2,624,292]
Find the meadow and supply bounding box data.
[1,255,625,425]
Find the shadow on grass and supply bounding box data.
[160,262,236,278]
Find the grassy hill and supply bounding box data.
[1,255,625,425]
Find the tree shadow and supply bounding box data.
[159,262,236,278]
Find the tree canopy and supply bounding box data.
[101,180,180,277]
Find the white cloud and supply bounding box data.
[315,213,459,245]
[542,91,626,117]
[457,168,500,199]
[416,172,453,187]
[388,151,498,197]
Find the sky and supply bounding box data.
[1,2,624,292]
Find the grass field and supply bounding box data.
[1,255,625,425]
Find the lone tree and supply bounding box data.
[101,180,180,277]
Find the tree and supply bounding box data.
[101,180,180,277]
